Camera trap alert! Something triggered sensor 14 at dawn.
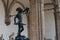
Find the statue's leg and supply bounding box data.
[18,23,21,36]
[20,25,24,32]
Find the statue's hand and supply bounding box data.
[25,7,29,13]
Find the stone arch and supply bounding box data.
[1,0,25,25]
[9,1,25,12]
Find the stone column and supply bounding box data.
[28,0,44,40]
[53,0,60,40]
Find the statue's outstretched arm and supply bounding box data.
[14,15,17,24]
[23,7,29,13]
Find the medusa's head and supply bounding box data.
[16,7,23,13]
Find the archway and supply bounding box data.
[2,0,25,25]
[44,0,59,40]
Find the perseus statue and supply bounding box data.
[14,7,29,40]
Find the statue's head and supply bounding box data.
[16,7,23,13]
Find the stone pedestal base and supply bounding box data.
[15,35,29,40]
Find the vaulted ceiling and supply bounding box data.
[0,0,59,25]
[44,0,54,11]
[1,0,30,25]
[44,0,60,11]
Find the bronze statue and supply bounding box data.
[14,7,29,40]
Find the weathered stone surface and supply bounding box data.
[28,0,44,40]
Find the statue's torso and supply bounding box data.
[17,12,23,22]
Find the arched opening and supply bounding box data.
[44,0,59,40]
[0,0,30,40]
